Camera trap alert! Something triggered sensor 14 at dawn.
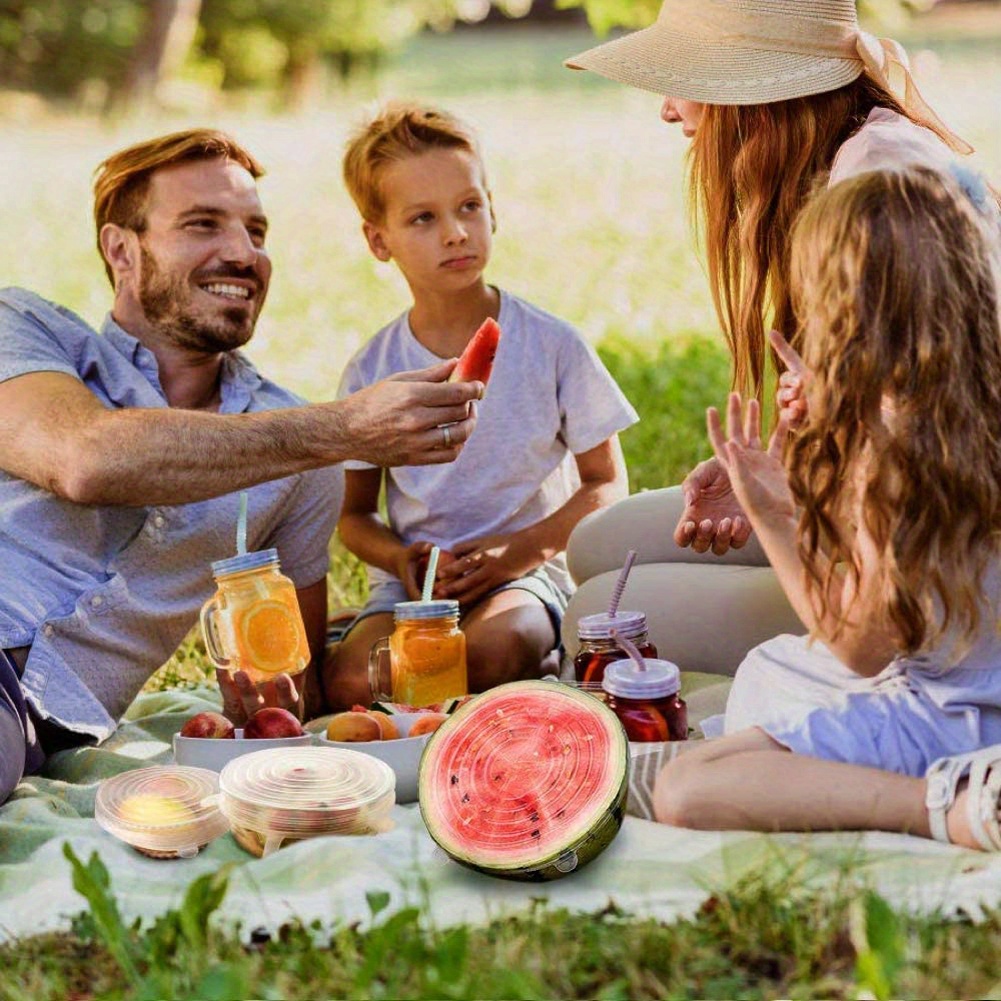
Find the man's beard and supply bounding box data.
[138,245,262,354]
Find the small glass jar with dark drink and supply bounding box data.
[573,611,658,689]
[601,658,688,743]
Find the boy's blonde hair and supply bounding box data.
[93,129,264,287]
[343,102,494,226]
[787,166,1001,656]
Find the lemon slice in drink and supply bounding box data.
[240,600,303,674]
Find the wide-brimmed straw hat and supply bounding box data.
[565,0,970,150]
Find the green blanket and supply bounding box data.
[0,686,995,943]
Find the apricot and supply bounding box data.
[408,713,448,737]
[366,711,400,740]
[325,711,381,742]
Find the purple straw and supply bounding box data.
[609,627,647,672]
[607,549,638,618]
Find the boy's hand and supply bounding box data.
[394,540,436,601]
[433,532,538,606]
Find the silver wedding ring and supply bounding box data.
[442,425,452,448]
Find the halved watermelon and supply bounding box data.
[418,681,628,881]
[448,317,501,386]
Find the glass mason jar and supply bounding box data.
[199,549,310,685]
[602,658,688,743]
[369,600,468,707]
[573,611,658,689]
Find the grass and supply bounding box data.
[3,846,1001,1001]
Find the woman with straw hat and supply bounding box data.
[565,0,997,557]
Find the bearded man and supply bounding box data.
[0,129,482,803]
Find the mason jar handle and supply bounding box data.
[368,636,392,703]
[199,598,230,668]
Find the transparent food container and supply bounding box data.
[219,747,396,857]
[95,766,229,859]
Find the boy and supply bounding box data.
[323,103,637,709]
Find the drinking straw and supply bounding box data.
[422,545,441,603]
[236,491,248,555]
[609,627,648,672]
[607,549,638,617]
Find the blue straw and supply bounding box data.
[236,491,248,555]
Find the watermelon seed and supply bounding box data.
[461,793,470,803]
[530,829,541,839]
[450,774,459,785]
[529,811,539,822]
[555,809,565,818]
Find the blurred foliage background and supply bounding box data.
[0,0,982,112]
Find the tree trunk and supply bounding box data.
[117,0,203,111]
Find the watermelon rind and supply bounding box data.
[418,681,628,882]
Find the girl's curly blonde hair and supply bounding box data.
[788,166,1001,656]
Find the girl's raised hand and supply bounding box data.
[707,393,795,527]
[770,329,811,430]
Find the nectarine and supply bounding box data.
[243,706,304,739]
[180,711,235,739]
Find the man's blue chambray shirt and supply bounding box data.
[0,288,342,742]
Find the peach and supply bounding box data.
[325,711,381,742]
[180,711,235,739]
[243,706,304,739]
[408,713,448,737]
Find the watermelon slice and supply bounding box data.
[418,681,628,881]
[448,317,501,386]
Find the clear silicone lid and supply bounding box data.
[211,548,280,578]
[602,658,681,699]
[95,765,228,858]
[218,747,395,838]
[577,610,648,641]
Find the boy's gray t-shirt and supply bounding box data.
[338,290,638,594]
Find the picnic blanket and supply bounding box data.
[1,684,999,944]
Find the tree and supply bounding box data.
[118,0,202,109]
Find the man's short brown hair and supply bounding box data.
[343,102,491,225]
[92,129,265,286]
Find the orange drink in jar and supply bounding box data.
[200,549,310,686]
[369,600,467,707]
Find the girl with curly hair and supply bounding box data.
[642,167,1001,850]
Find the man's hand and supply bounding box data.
[673,456,752,555]
[340,360,482,468]
[434,532,537,606]
[217,668,302,725]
